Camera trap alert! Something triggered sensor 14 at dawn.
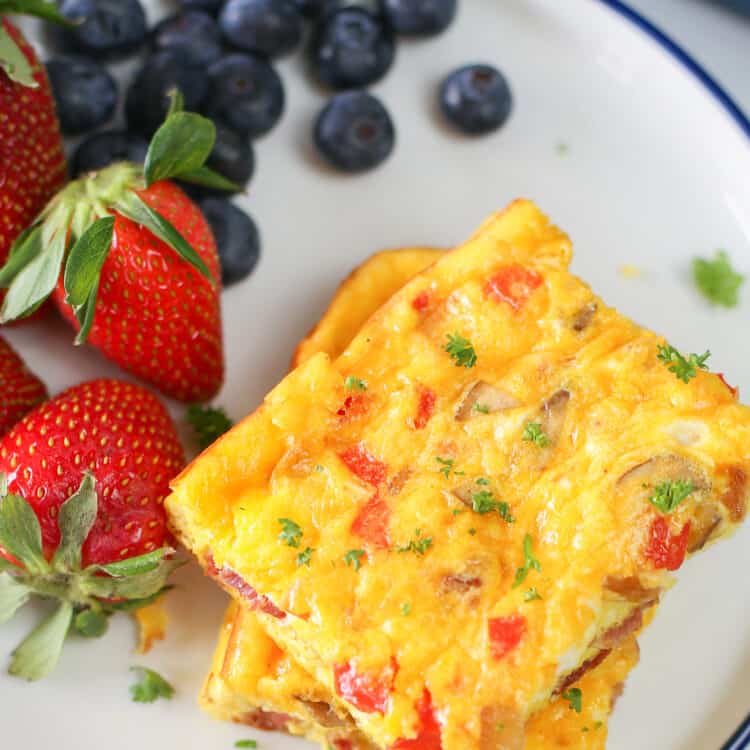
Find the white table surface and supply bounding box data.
[627,0,750,115]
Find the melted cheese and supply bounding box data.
[169,200,750,750]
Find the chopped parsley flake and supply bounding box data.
[693,251,745,307]
[397,528,433,556]
[524,588,542,602]
[496,722,505,731]
[278,518,303,548]
[522,421,551,448]
[563,688,582,713]
[186,404,233,450]
[594,721,603,730]
[657,344,711,384]
[473,403,490,414]
[649,479,695,513]
[468,528,477,536]
[344,549,365,571]
[452,508,466,516]
[436,456,455,478]
[470,480,514,522]
[314,464,324,472]
[401,602,411,616]
[513,534,541,588]
[129,667,175,704]
[235,742,258,749]
[345,376,368,392]
[444,332,477,369]
[296,547,314,567]
[582,726,589,733]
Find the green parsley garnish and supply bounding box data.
[452,508,466,516]
[473,403,490,414]
[436,456,455,478]
[344,549,365,571]
[513,534,541,588]
[235,742,258,749]
[314,464,324,472]
[444,332,477,368]
[296,547,314,567]
[470,479,514,521]
[594,721,603,730]
[345,376,368,392]
[186,404,233,450]
[278,518,303,548]
[582,726,589,733]
[397,528,433,556]
[468,528,477,536]
[693,250,745,308]
[562,687,582,713]
[129,667,175,704]
[524,588,542,602]
[522,421,551,448]
[648,479,695,513]
[657,344,711,384]
[401,602,411,616]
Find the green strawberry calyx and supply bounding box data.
[0,91,237,338]
[0,472,183,681]
[0,1,76,87]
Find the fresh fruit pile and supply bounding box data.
[0,379,185,680]
[39,0,511,268]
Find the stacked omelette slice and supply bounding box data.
[167,200,750,750]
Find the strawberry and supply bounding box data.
[0,8,67,321]
[0,335,47,437]
[0,379,185,680]
[0,94,233,401]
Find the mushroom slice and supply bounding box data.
[571,302,598,332]
[616,454,708,504]
[603,576,661,605]
[526,389,570,470]
[718,465,749,523]
[455,381,520,421]
[479,705,525,750]
[295,698,349,728]
[687,503,722,553]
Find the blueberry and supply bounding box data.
[314,91,395,173]
[382,0,456,36]
[152,12,223,67]
[199,198,261,286]
[292,0,327,17]
[55,0,147,59]
[46,56,117,135]
[71,131,149,178]
[126,50,209,137]
[203,54,285,138]
[310,8,395,90]
[439,64,512,135]
[219,0,303,58]
[184,125,255,198]
[180,0,225,13]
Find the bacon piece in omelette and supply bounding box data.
[168,200,749,750]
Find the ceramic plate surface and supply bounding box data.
[2,1,749,748]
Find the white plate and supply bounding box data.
[3,1,750,748]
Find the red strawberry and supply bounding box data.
[51,180,223,402]
[0,379,184,566]
[0,16,67,321]
[0,96,228,402]
[0,335,47,437]
[0,379,185,680]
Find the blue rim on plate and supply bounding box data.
[596,2,750,748]
[598,0,750,140]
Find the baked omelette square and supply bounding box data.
[202,246,643,749]
[167,199,750,749]
[204,602,640,750]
